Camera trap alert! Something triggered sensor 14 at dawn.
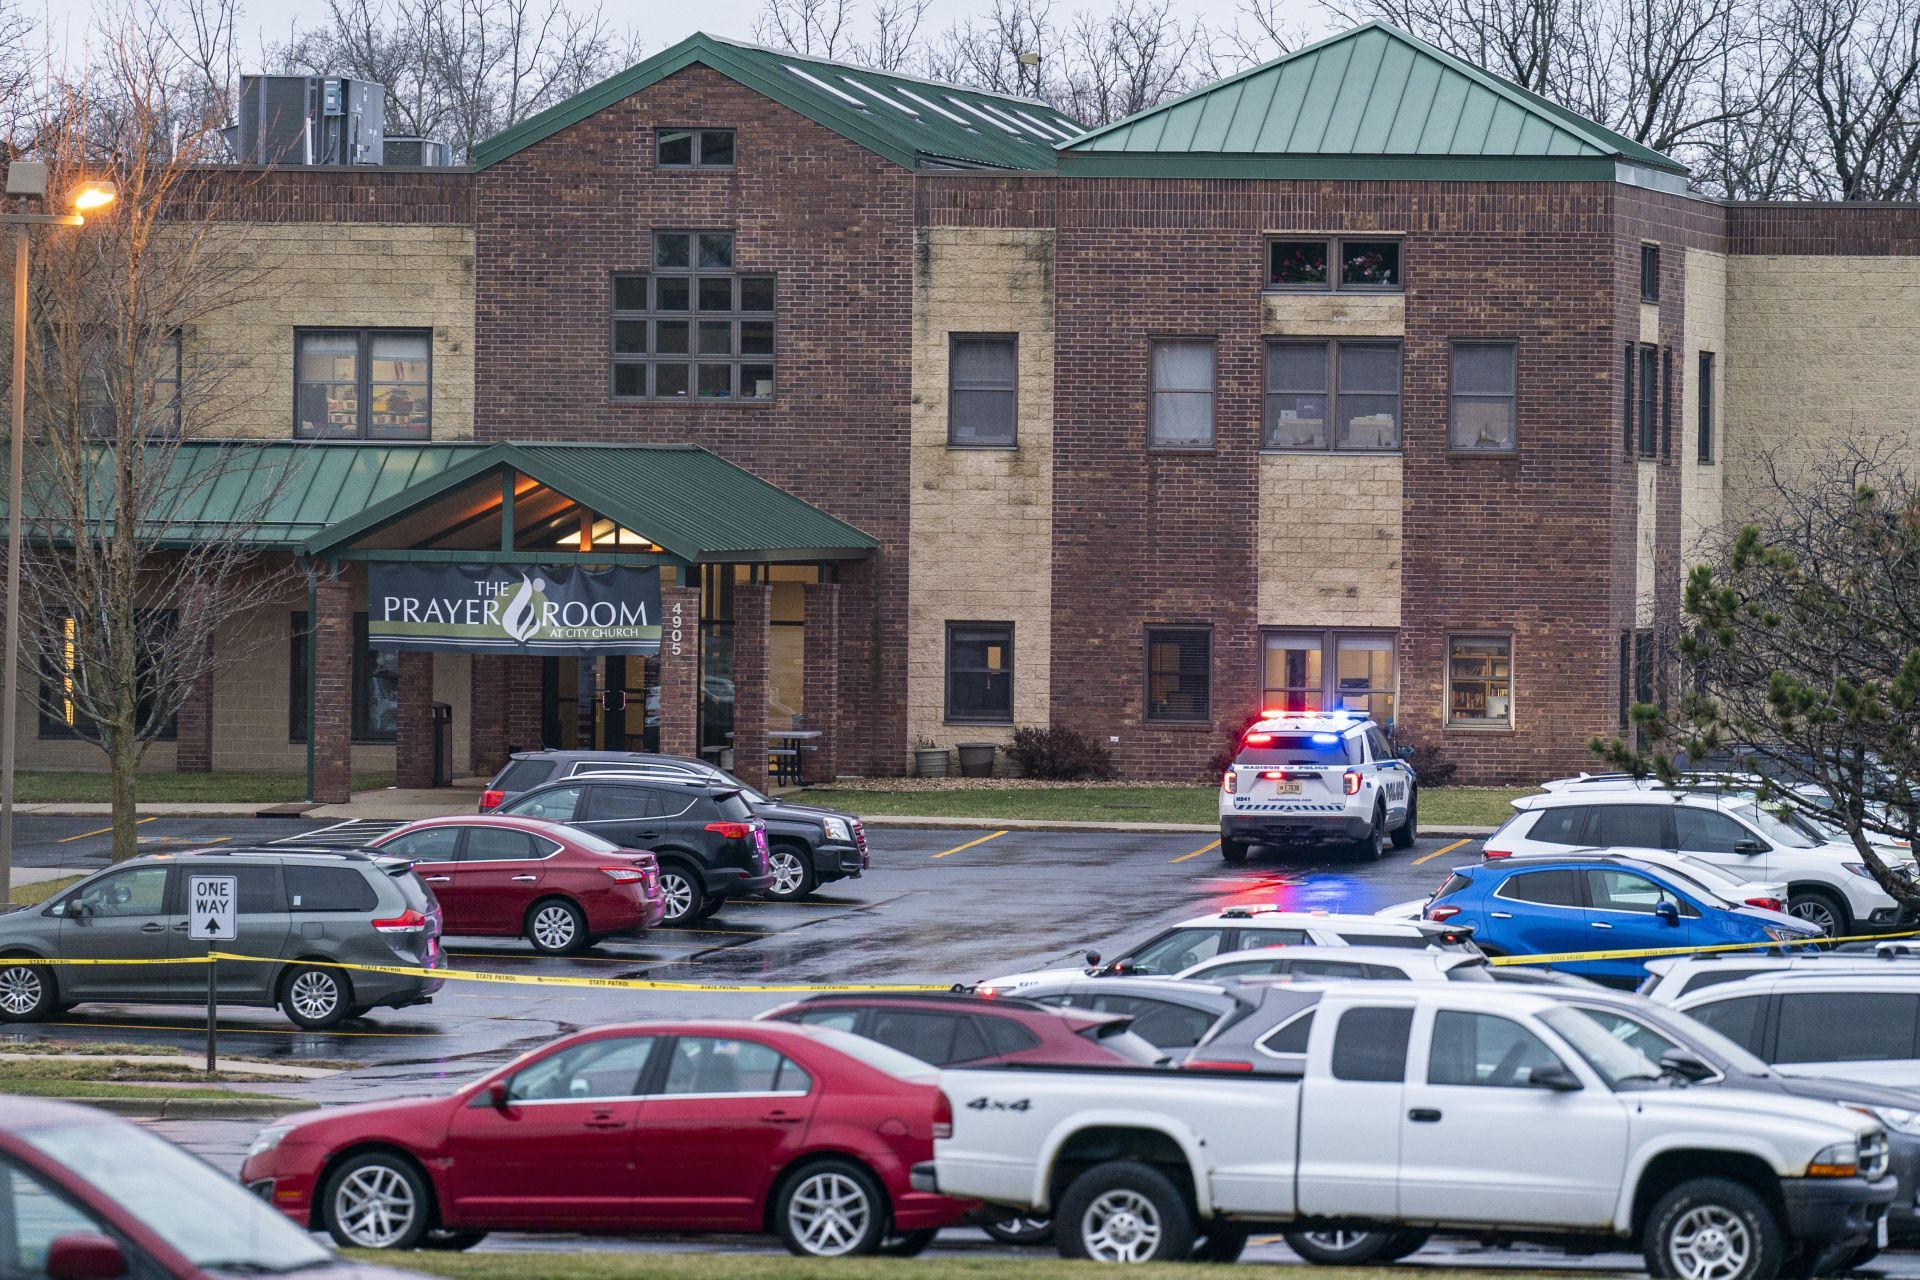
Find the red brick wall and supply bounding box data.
[732,584,771,791]
[1726,203,1920,254]
[658,585,700,756]
[504,657,543,754]
[395,652,436,788]
[174,166,472,223]
[312,578,354,803]
[472,66,911,775]
[802,581,841,782]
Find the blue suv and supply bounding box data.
[1424,854,1822,984]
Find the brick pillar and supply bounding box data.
[173,634,214,773]
[732,583,771,791]
[504,656,543,754]
[395,652,435,789]
[658,584,700,758]
[312,577,353,804]
[802,582,841,783]
[469,655,508,776]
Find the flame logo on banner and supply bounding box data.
[500,576,546,644]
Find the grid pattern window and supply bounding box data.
[1263,631,1396,726]
[1698,351,1716,463]
[38,610,178,740]
[1148,340,1214,448]
[1449,342,1516,453]
[1638,346,1659,457]
[1447,634,1512,728]
[1268,237,1403,292]
[1265,340,1401,451]
[1641,244,1661,302]
[948,335,1017,447]
[946,622,1013,723]
[610,232,774,402]
[295,329,431,439]
[289,611,400,743]
[656,128,735,168]
[1146,627,1210,722]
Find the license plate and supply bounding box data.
[1268,781,1301,796]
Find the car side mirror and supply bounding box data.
[1527,1063,1583,1091]
[488,1081,510,1111]
[1734,840,1765,855]
[1655,900,1680,925]
[45,1233,126,1280]
[1659,1049,1714,1083]
[1084,951,1101,967]
[1397,745,1416,761]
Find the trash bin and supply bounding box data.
[431,702,453,788]
[957,742,997,778]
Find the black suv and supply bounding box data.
[481,750,867,901]
[498,777,773,924]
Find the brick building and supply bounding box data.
[17,21,1920,790]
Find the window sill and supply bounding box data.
[1144,720,1215,731]
[1148,445,1217,455]
[944,718,1014,727]
[946,442,1019,452]
[1444,722,1515,733]
[1448,450,1517,459]
[1262,447,1403,458]
[609,398,775,408]
[1262,286,1405,296]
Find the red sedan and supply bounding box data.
[240,1020,974,1257]
[758,992,1166,1067]
[0,1097,422,1279]
[370,815,664,955]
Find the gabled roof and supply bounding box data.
[303,442,879,563]
[1058,22,1689,183]
[471,33,1083,173]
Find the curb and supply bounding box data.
[17,804,318,819]
[856,814,1496,838]
[48,1096,317,1120]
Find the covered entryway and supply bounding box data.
[298,442,877,801]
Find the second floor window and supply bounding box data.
[612,231,774,402]
[1698,351,1716,464]
[295,329,430,439]
[1449,342,1516,453]
[1265,339,1401,451]
[1269,237,1402,291]
[949,335,1017,446]
[1148,339,1214,449]
[1641,244,1661,302]
[1638,345,1658,457]
[657,128,735,168]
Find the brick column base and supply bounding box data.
[395,652,435,789]
[802,582,841,783]
[504,657,543,755]
[174,639,214,774]
[312,578,354,804]
[732,584,771,791]
[658,585,700,757]
[469,655,508,777]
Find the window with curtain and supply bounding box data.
[948,335,1017,446]
[1449,342,1516,453]
[295,329,431,439]
[1146,627,1210,721]
[1148,340,1215,448]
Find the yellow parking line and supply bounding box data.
[58,816,157,843]
[932,830,1007,859]
[1171,839,1221,864]
[1410,836,1473,867]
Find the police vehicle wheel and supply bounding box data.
[1220,839,1249,864]
[1390,789,1418,850]
[1355,806,1387,861]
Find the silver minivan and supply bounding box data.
[0,848,443,1029]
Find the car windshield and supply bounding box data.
[1539,1007,1665,1089]
[1235,733,1360,767]
[1728,801,1817,849]
[21,1121,335,1273]
[1121,928,1232,975]
[805,1028,939,1082]
[1666,856,1753,896]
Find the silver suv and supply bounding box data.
[0,848,443,1029]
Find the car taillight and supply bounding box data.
[1243,732,1274,746]
[372,909,428,934]
[1183,1059,1256,1072]
[933,1090,953,1140]
[705,822,753,840]
[977,985,1000,998]
[1343,769,1362,795]
[600,867,645,883]
[1222,770,1236,795]
[1482,847,1512,859]
[1260,770,1287,780]
[480,789,504,811]
[1427,904,1462,922]
[1747,896,1785,912]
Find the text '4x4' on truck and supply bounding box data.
[917,985,1894,1280]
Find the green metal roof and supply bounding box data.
[471,33,1082,173]
[303,442,879,563]
[1058,22,1689,181]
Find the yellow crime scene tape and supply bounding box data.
[1487,928,1920,967]
[0,951,947,994]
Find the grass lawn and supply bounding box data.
[13,770,395,804]
[10,875,82,907]
[347,1253,1562,1280]
[0,1057,289,1085]
[790,785,1524,830]
[0,1079,287,1101]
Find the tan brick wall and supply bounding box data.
[188,222,475,441]
[1725,255,1920,517]
[906,228,1054,766]
[1256,454,1402,628]
[1682,249,1727,562]
[1261,293,1404,336]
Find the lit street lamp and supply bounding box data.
[0,162,116,905]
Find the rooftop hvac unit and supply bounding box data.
[234,75,385,166]
[383,136,454,167]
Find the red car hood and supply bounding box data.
[277,1091,461,1143]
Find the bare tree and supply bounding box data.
[1057,0,1206,123]
[754,0,857,58]
[858,0,934,71]
[1782,0,1920,198]
[5,14,295,866]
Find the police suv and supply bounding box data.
[1218,712,1416,862]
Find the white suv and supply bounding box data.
[1664,970,1920,1090]
[1218,712,1415,862]
[1489,780,1917,935]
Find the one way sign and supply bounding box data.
[188,874,238,942]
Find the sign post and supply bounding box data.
[188,874,237,1073]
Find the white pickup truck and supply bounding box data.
[919,986,1894,1280]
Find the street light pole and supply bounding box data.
[0,160,100,905]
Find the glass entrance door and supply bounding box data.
[599,655,659,752]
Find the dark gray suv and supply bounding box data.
[0,848,443,1030]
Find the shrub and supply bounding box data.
[1205,712,1265,779]
[1399,738,1458,786]
[1006,725,1116,781]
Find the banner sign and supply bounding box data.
[368,564,661,655]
